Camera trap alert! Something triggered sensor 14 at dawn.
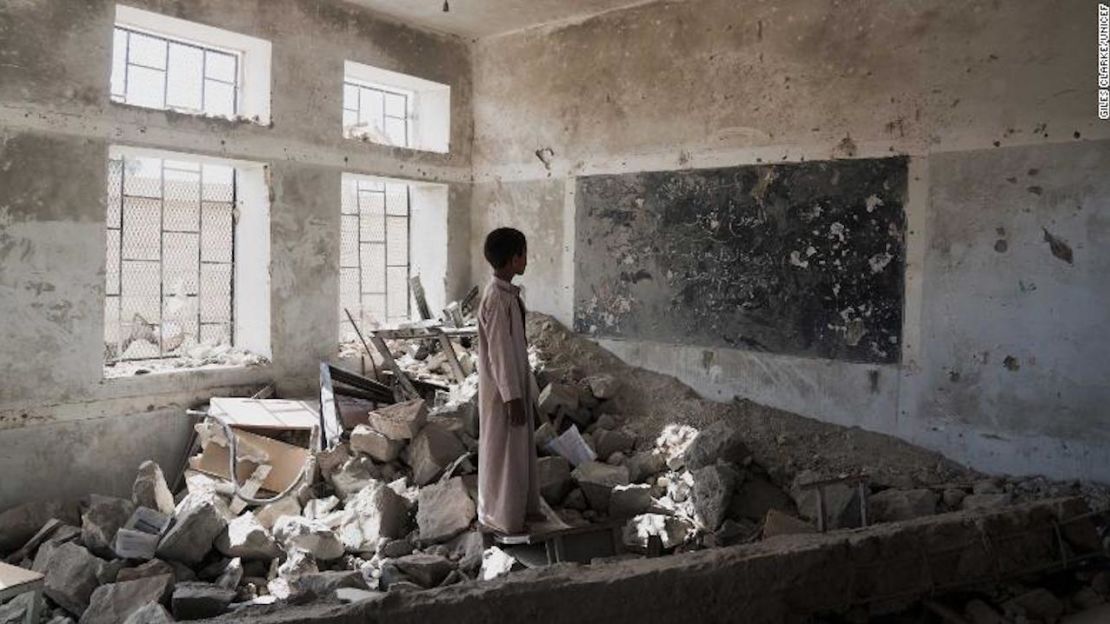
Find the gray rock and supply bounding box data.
[39,542,105,616]
[409,423,466,486]
[380,538,414,558]
[416,478,475,544]
[869,489,938,522]
[571,462,630,512]
[81,495,136,559]
[350,425,404,463]
[214,557,242,590]
[593,429,636,460]
[171,583,235,620]
[337,480,409,553]
[272,516,344,560]
[79,573,173,624]
[290,570,367,599]
[448,531,484,572]
[625,452,667,483]
[942,488,967,509]
[791,472,862,530]
[116,559,176,583]
[0,499,80,552]
[0,592,42,624]
[156,492,229,565]
[962,493,1012,511]
[252,496,301,531]
[120,603,174,624]
[369,399,428,440]
[563,488,588,511]
[684,420,751,471]
[335,588,382,603]
[330,457,379,501]
[691,464,740,531]
[538,383,578,416]
[609,484,652,517]
[534,422,558,451]
[585,374,620,400]
[391,554,454,588]
[132,461,175,516]
[537,456,573,504]
[214,511,280,560]
[729,475,795,522]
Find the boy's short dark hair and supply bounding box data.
[484,227,527,269]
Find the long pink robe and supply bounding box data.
[476,276,540,534]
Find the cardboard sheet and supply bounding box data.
[193,428,310,494]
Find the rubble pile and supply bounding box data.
[1,313,1107,623]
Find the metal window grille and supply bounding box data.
[342,80,410,147]
[110,26,239,117]
[339,178,411,339]
[105,155,236,364]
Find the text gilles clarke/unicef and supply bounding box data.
[1100,4,1109,119]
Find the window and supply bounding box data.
[112,5,272,124]
[339,175,412,338]
[105,147,272,373]
[343,61,450,153]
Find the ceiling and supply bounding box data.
[345,0,658,39]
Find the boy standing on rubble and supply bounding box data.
[476,227,542,535]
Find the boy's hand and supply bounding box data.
[506,399,527,427]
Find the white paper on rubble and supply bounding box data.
[546,425,597,467]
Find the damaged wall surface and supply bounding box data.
[0,0,474,511]
[469,0,1110,482]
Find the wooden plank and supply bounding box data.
[435,330,467,383]
[0,562,43,592]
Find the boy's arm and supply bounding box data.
[483,296,526,425]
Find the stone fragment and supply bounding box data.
[534,422,558,451]
[131,461,175,516]
[538,382,579,416]
[337,481,409,553]
[625,452,667,483]
[0,593,41,624]
[253,496,301,531]
[39,542,105,616]
[291,570,367,599]
[585,374,620,400]
[217,557,244,590]
[335,588,381,604]
[331,457,379,500]
[961,493,1012,511]
[691,464,740,531]
[563,488,588,511]
[314,443,350,486]
[449,531,485,573]
[622,513,693,550]
[537,456,573,504]
[762,509,816,538]
[273,516,344,560]
[369,399,428,440]
[571,461,630,512]
[79,573,173,624]
[391,554,454,588]
[409,423,466,486]
[380,538,414,559]
[170,583,235,620]
[480,547,516,581]
[942,488,967,509]
[81,495,135,559]
[654,424,700,470]
[683,420,751,471]
[156,492,228,565]
[416,478,475,544]
[609,484,652,518]
[1004,588,1064,622]
[214,511,280,560]
[791,472,862,530]
[121,603,174,624]
[869,489,938,522]
[0,499,80,552]
[350,425,404,463]
[116,559,176,583]
[302,496,340,521]
[593,429,636,460]
[729,475,795,522]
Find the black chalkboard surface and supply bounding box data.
[574,157,907,364]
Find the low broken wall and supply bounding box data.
[206,498,1100,624]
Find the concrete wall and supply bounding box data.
[0,0,474,510]
[470,0,1110,482]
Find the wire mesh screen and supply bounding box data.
[105,155,236,363]
[342,81,410,147]
[340,177,411,340]
[110,26,239,117]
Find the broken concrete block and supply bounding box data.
[416,477,475,544]
[942,488,967,509]
[0,499,80,552]
[691,464,740,531]
[79,573,173,624]
[253,496,301,531]
[116,559,176,583]
[409,422,466,486]
[1004,588,1064,622]
[350,425,404,463]
[132,461,175,516]
[609,484,652,518]
[791,473,862,530]
[962,493,1013,511]
[622,513,693,550]
[81,495,136,559]
[571,461,630,512]
[728,475,795,522]
[369,399,428,440]
[762,509,816,538]
[156,492,229,565]
[537,456,573,504]
[273,516,344,560]
[869,489,938,522]
[302,496,340,521]
[331,457,379,500]
[40,542,105,616]
[338,481,409,553]
[215,557,242,590]
[170,582,235,620]
[593,429,636,461]
[314,443,350,486]
[585,374,620,400]
[480,547,516,581]
[683,420,751,471]
[654,424,700,470]
[538,383,578,416]
[534,422,558,451]
[214,511,280,560]
[391,554,454,588]
[120,602,174,624]
[114,507,171,560]
[625,452,667,483]
[448,531,484,573]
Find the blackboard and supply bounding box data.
[573,157,907,364]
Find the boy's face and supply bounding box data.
[510,247,527,275]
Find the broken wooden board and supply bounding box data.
[192,428,310,494]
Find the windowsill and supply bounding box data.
[98,359,273,401]
[109,100,272,128]
[343,132,450,155]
